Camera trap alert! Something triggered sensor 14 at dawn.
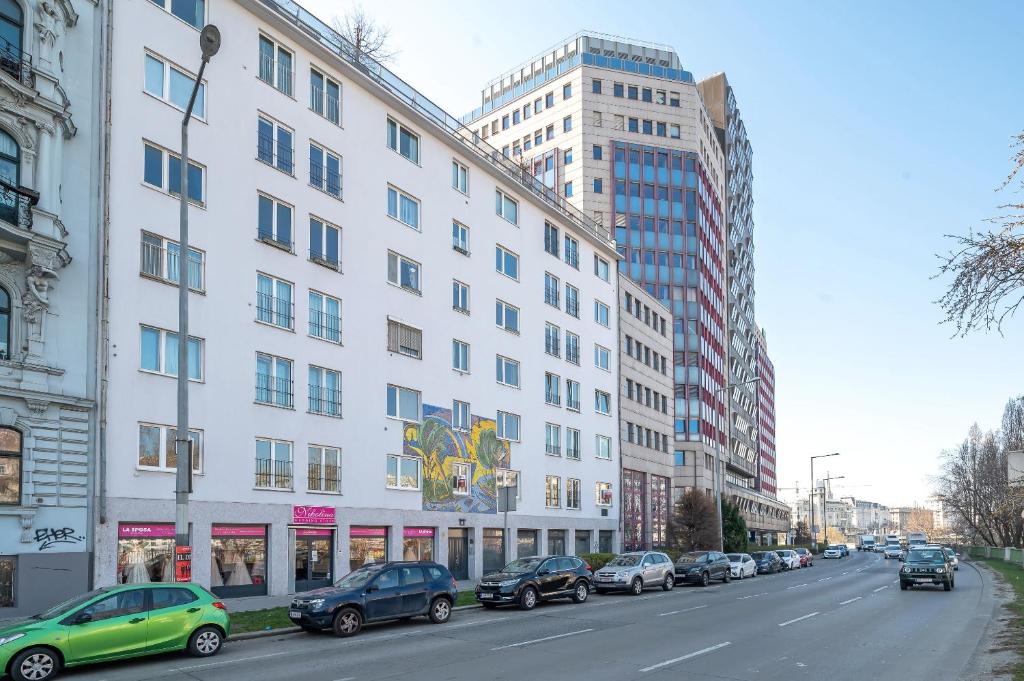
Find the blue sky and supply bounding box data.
[304,0,1024,507]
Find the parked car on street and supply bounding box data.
[941,547,959,571]
[0,583,229,681]
[884,544,905,560]
[751,551,783,574]
[727,553,757,579]
[795,548,814,567]
[593,551,675,594]
[675,551,732,586]
[836,544,850,557]
[900,547,955,591]
[475,556,592,610]
[775,549,800,570]
[823,546,842,559]
[289,561,457,636]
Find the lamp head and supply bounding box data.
[200,25,221,59]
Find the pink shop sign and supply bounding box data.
[119,523,175,538]
[403,527,435,538]
[292,505,336,525]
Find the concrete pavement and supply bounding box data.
[59,550,1000,681]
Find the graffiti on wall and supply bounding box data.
[403,404,511,513]
[34,527,86,551]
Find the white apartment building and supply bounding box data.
[94,0,620,598]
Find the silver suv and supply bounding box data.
[593,551,675,595]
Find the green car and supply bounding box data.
[0,583,229,681]
[899,546,955,591]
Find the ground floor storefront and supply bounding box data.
[621,469,672,551]
[96,498,618,598]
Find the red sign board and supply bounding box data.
[350,526,387,537]
[175,546,192,583]
[211,525,267,538]
[118,523,175,538]
[292,505,336,525]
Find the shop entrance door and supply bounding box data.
[295,536,333,592]
[448,529,469,580]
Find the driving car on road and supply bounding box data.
[727,553,757,579]
[0,583,228,681]
[751,551,783,574]
[823,546,842,559]
[900,547,955,591]
[475,556,592,609]
[836,544,850,557]
[941,547,959,570]
[884,544,904,560]
[775,549,800,570]
[675,551,732,586]
[593,551,675,594]
[289,561,457,636]
[795,548,814,567]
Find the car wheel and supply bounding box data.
[10,647,61,681]
[630,577,643,596]
[572,581,590,603]
[944,580,952,592]
[332,607,362,637]
[187,626,223,657]
[428,597,452,624]
[519,586,538,610]
[700,571,710,587]
[736,569,743,580]
[723,571,731,584]
[662,574,674,591]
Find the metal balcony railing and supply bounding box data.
[255,372,294,408]
[544,285,559,307]
[257,132,294,174]
[0,38,33,88]
[545,443,561,456]
[258,52,293,96]
[566,296,579,318]
[0,180,36,230]
[257,227,292,251]
[309,163,341,197]
[566,345,580,365]
[309,84,340,124]
[566,447,580,460]
[308,384,343,417]
[139,241,204,291]
[308,308,342,343]
[255,458,293,489]
[256,291,294,329]
[308,462,340,492]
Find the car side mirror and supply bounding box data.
[74,612,92,625]
[538,569,550,576]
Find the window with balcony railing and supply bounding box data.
[309,68,341,125]
[387,319,422,358]
[255,353,293,408]
[566,429,581,460]
[257,193,293,250]
[257,115,294,175]
[256,273,294,329]
[140,232,204,291]
[255,438,292,489]
[544,372,561,406]
[258,35,293,96]
[565,284,579,318]
[544,323,560,357]
[545,423,561,456]
[309,143,342,198]
[309,217,341,270]
[308,290,342,344]
[308,445,340,492]
[308,366,342,417]
[544,273,560,308]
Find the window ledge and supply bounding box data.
[253,486,295,493]
[255,236,296,254]
[308,182,344,203]
[305,489,342,496]
[254,401,296,411]
[254,319,296,333]
[256,157,297,179]
[138,369,204,384]
[307,411,344,419]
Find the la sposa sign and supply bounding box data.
[292,505,336,525]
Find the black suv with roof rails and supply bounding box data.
[474,555,593,609]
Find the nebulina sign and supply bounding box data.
[292,505,336,525]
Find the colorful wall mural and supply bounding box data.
[403,404,511,513]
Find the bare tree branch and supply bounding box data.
[332,3,397,65]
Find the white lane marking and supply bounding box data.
[786,583,808,590]
[332,677,356,681]
[841,571,849,575]
[817,577,832,582]
[171,651,291,672]
[639,641,732,672]
[490,628,594,651]
[445,617,505,629]
[778,612,819,627]
[873,585,888,592]
[839,596,862,605]
[737,595,752,600]
[657,604,707,617]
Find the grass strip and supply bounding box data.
[977,557,1024,680]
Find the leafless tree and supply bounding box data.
[670,489,719,551]
[936,132,1024,336]
[332,4,397,65]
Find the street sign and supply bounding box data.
[175,545,192,582]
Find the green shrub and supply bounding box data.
[579,552,617,571]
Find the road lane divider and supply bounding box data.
[657,604,707,617]
[839,597,862,605]
[785,583,808,590]
[873,585,888,593]
[638,641,732,672]
[778,612,819,627]
[490,628,594,651]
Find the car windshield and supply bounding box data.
[906,549,945,563]
[727,554,743,561]
[607,554,642,567]
[677,552,707,563]
[502,557,545,573]
[34,589,110,620]
[751,552,767,560]
[334,567,380,588]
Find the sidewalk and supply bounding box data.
[224,579,479,612]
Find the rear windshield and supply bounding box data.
[751,552,768,560]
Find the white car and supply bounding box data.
[775,549,800,570]
[823,547,842,559]
[727,552,757,579]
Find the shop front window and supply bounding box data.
[483,528,505,573]
[211,525,268,597]
[574,530,591,556]
[0,427,21,505]
[547,529,565,556]
[117,523,176,583]
[402,527,434,561]
[349,527,387,572]
[517,529,538,558]
[599,530,614,553]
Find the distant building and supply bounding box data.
[888,507,935,535]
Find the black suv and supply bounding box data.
[475,555,592,610]
[288,561,458,636]
[675,551,732,586]
[899,547,955,591]
[751,550,783,574]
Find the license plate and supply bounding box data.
[478,593,493,599]
[598,576,612,582]
[915,578,932,583]
[288,610,301,618]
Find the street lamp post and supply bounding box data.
[175,25,220,580]
[820,474,845,546]
[809,453,839,552]
[713,377,760,552]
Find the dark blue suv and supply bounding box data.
[288,561,458,637]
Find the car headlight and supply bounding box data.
[307,598,325,610]
[0,633,25,646]
[499,579,519,587]
[688,567,701,573]
[902,567,912,573]
[935,567,945,574]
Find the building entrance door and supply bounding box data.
[448,529,469,580]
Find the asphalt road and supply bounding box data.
[61,550,999,681]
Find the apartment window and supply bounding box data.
[387,319,423,359]
[544,222,559,257]
[596,482,613,506]
[386,384,421,422]
[544,273,560,308]
[641,87,653,103]
[564,181,573,198]
[593,144,603,160]
[628,118,639,133]
[144,53,205,119]
[452,339,470,373]
[656,90,666,105]
[566,380,580,412]
[656,122,667,137]
[627,85,638,100]
[512,110,521,125]
[149,0,204,28]
[452,400,471,432]
[495,244,519,280]
[308,445,340,492]
[593,178,603,194]
[140,325,202,380]
[496,411,520,441]
[501,114,509,130]
[386,454,421,490]
[452,280,469,313]
[545,124,554,141]
[451,160,469,194]
[563,82,572,99]
[565,285,579,318]
[387,251,421,294]
[309,142,342,197]
[544,323,561,357]
[613,82,624,97]
[255,438,292,489]
[257,193,292,249]
[452,461,470,495]
[386,117,420,163]
[523,103,531,120]
[545,423,561,456]
[544,373,561,406]
[452,221,470,254]
[256,273,294,330]
[594,300,610,327]
[257,115,293,174]
[308,290,342,344]
[258,35,293,96]
[564,149,573,166]
[674,451,685,466]
[565,331,580,365]
[560,117,571,135]
[495,355,520,388]
[255,353,293,408]
[143,142,204,204]
[564,235,579,269]
[593,111,602,127]
[595,391,612,416]
[309,68,341,124]
[495,300,520,333]
[642,120,653,135]
[626,422,635,442]
[669,124,681,139]
[596,435,612,460]
[545,476,561,508]
[592,79,602,94]
[670,92,681,107]
[309,217,341,270]
[566,478,581,509]
[140,232,204,291]
[594,344,610,371]
[534,129,543,146]
[137,423,202,472]
[308,365,342,417]
[387,185,420,230]
[545,91,554,107]
[501,145,509,158]
[495,190,519,225]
